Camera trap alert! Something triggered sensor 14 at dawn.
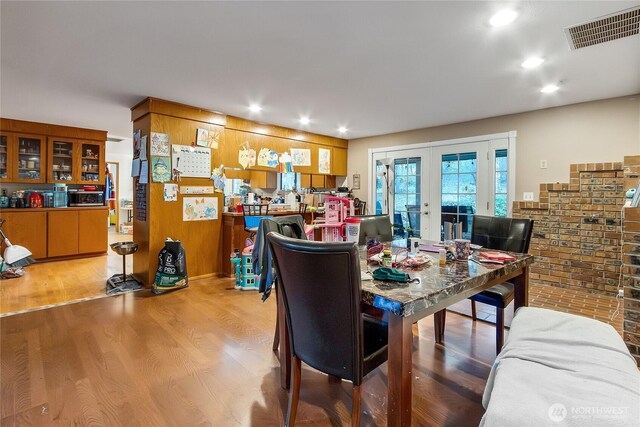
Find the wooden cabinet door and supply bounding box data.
[0,211,47,259]
[78,141,105,185]
[0,133,12,182]
[14,133,46,183]
[48,137,78,184]
[300,174,311,189]
[311,174,325,188]
[78,209,108,254]
[47,210,79,257]
[332,147,348,176]
[325,175,337,188]
[250,171,278,189]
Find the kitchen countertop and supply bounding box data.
[0,206,109,212]
[223,209,303,217]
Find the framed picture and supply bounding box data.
[196,128,209,147]
[352,174,360,190]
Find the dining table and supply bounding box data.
[276,241,534,427]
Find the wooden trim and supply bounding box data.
[130,98,347,148]
[130,97,227,125]
[1,118,106,141]
[225,116,348,148]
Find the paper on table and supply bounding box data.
[361,271,373,281]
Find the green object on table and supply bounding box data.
[372,267,412,283]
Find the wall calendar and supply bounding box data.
[171,145,211,178]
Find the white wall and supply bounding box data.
[105,138,133,201]
[348,95,640,202]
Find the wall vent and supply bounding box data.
[564,6,639,50]
[106,136,125,143]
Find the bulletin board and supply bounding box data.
[171,145,211,178]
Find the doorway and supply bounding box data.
[106,162,119,234]
[369,132,516,241]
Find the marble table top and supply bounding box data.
[359,244,534,317]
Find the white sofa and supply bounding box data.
[481,307,640,427]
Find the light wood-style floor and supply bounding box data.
[1,279,504,426]
[0,238,625,426]
[1,229,132,315]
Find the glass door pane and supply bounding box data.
[17,137,43,181]
[0,135,8,179]
[494,149,508,217]
[81,143,101,182]
[375,161,386,215]
[394,157,421,238]
[440,152,477,239]
[51,140,74,182]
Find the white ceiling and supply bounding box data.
[1,1,639,140]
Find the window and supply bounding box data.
[495,149,508,217]
[375,161,385,214]
[394,157,421,235]
[441,152,476,239]
[224,178,244,196]
[278,172,301,191]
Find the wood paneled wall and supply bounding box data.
[131,98,348,285]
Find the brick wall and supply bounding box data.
[622,155,640,365]
[512,162,624,296]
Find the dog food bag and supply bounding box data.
[153,238,188,294]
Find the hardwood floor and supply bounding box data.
[2,278,497,426]
[0,236,625,425]
[0,229,132,315]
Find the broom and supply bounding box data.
[0,221,35,268]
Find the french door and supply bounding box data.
[370,134,514,241]
[372,148,430,238]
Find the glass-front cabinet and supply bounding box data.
[0,134,9,181]
[12,134,46,183]
[79,142,103,184]
[49,139,76,183]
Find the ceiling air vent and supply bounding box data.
[564,6,640,50]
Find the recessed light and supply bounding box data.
[521,57,544,69]
[541,84,559,93]
[338,126,348,134]
[249,104,262,113]
[299,117,310,125]
[490,10,518,27]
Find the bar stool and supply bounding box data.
[242,204,270,240]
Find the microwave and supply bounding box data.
[68,190,104,206]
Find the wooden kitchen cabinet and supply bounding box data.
[325,175,336,188]
[0,119,106,185]
[78,209,108,253]
[332,147,347,176]
[0,134,10,181]
[48,210,79,257]
[0,211,47,259]
[0,132,47,183]
[300,173,311,189]
[48,137,77,183]
[250,171,277,188]
[311,174,326,188]
[78,141,105,184]
[48,137,105,184]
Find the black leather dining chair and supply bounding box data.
[435,215,534,354]
[266,233,388,426]
[354,214,393,245]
